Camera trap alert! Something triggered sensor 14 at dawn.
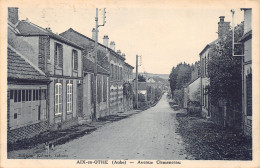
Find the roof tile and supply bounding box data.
[8,47,49,81]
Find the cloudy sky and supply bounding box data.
[17,6,244,74]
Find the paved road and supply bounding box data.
[45,94,190,160]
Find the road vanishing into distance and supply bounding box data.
[35,94,190,160]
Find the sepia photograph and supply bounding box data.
[0,0,259,167]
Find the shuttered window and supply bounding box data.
[72,50,78,71]
[246,73,252,116]
[103,76,107,102]
[54,43,63,68]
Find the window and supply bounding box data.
[22,90,26,101]
[14,113,17,119]
[18,90,21,102]
[10,90,13,99]
[35,89,39,101]
[67,82,73,113]
[28,90,32,101]
[55,83,62,115]
[91,74,94,104]
[43,89,47,100]
[55,43,63,68]
[97,76,102,103]
[111,64,114,79]
[72,50,78,71]
[103,76,107,102]
[120,67,122,80]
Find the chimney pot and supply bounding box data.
[103,35,109,47]
[117,50,121,55]
[110,41,115,51]
[8,7,19,25]
[46,27,52,32]
[219,16,225,22]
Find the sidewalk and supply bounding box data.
[175,110,252,160]
[7,109,142,158]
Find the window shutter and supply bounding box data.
[54,43,57,66]
[59,45,63,68]
[75,50,78,70]
[246,74,252,116]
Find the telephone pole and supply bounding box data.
[135,55,142,109]
[93,8,106,120]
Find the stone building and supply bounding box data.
[183,62,201,110]
[199,39,217,118]
[60,28,110,120]
[123,62,134,112]
[60,28,134,118]
[8,8,84,135]
[7,45,50,143]
[199,16,230,119]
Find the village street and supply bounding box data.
[32,94,191,160]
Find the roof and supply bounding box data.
[199,39,218,56]
[124,62,134,69]
[239,30,252,42]
[60,28,125,61]
[83,56,109,75]
[8,46,49,81]
[183,76,200,88]
[16,21,84,50]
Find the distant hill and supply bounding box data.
[133,73,169,80]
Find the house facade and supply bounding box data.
[109,48,126,114]
[240,8,252,136]
[183,62,201,110]
[8,8,84,132]
[7,45,50,143]
[199,41,214,118]
[123,62,134,112]
[60,28,110,120]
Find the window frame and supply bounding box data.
[72,49,78,71]
[67,82,73,113]
[55,83,62,115]
[55,43,63,68]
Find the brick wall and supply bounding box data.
[38,36,50,72]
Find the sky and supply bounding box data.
[17,7,244,74]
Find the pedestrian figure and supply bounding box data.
[45,142,50,156]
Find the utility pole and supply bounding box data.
[135,55,142,109]
[93,8,106,120]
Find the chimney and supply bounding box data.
[103,35,109,47]
[8,7,19,25]
[110,41,115,51]
[218,16,230,39]
[122,53,126,58]
[117,50,121,55]
[92,28,98,41]
[46,27,52,32]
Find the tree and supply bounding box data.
[208,22,243,109]
[169,63,191,98]
[138,74,146,82]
